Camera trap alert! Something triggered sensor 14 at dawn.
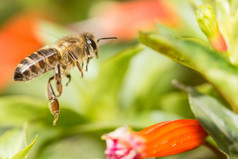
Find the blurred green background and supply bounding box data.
[0,0,220,158]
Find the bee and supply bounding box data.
[13,32,117,125]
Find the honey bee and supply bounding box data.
[14,32,117,125]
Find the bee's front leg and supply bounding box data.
[47,76,59,126]
[69,51,84,77]
[84,45,90,72]
[76,62,84,78]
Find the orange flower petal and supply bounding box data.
[137,119,208,158]
[93,0,180,40]
[0,12,44,90]
[103,119,208,159]
[210,31,227,52]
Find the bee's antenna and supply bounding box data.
[97,37,118,43]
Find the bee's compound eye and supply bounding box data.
[86,37,97,51]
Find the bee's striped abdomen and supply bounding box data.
[14,48,61,81]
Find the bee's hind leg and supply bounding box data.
[47,76,59,126]
[55,63,63,97]
[66,74,71,86]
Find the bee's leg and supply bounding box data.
[65,74,71,86]
[76,62,84,78]
[47,76,59,126]
[69,51,84,77]
[84,45,90,72]
[55,63,63,97]
[85,57,90,72]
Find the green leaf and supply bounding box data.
[76,45,144,120]
[231,0,238,14]
[0,129,24,159]
[174,81,238,157]
[11,135,38,159]
[36,20,70,45]
[159,92,194,118]
[0,96,88,127]
[0,96,48,126]
[139,31,238,113]
[139,31,194,69]
[119,48,182,112]
[118,46,204,115]
[98,45,145,96]
[37,134,104,159]
[175,36,211,50]
[53,107,89,127]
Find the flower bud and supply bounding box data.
[102,119,208,159]
[196,5,227,52]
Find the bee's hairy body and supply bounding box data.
[13,32,103,126]
[14,33,97,81]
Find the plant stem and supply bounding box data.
[204,141,227,159]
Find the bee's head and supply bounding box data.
[84,33,117,58]
[84,34,98,58]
